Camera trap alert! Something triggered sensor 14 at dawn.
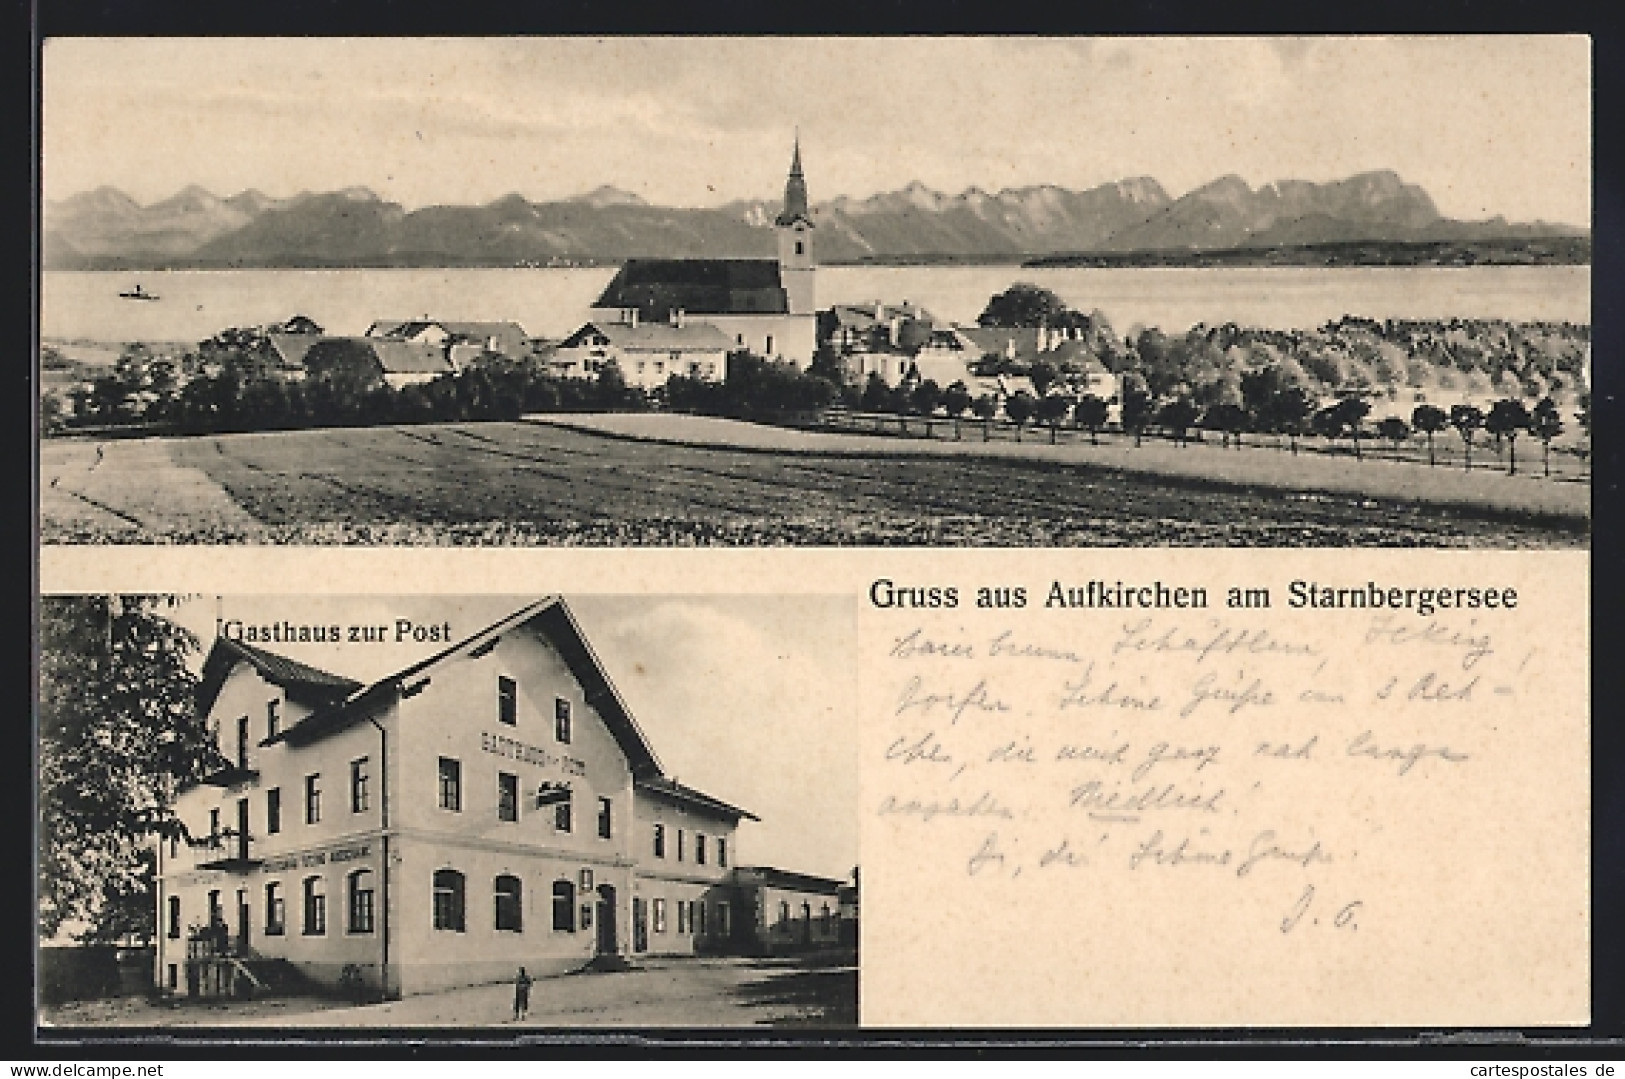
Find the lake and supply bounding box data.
[40,264,1591,346]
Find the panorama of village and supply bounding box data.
[40,137,1590,548]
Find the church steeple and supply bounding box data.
[774,132,816,315]
[775,132,812,227]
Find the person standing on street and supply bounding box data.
[513,966,532,1021]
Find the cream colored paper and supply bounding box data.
[39,546,1588,1027]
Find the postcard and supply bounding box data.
[35,35,1592,1037]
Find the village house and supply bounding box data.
[364,320,533,368]
[549,316,732,390]
[584,139,818,368]
[300,337,456,390]
[819,301,981,389]
[155,598,849,1002]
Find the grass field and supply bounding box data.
[38,417,1588,547]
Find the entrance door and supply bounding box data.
[595,884,617,955]
[235,890,249,957]
[632,897,647,953]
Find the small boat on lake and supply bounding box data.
[118,283,160,301]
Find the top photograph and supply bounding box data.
[37,36,1590,548]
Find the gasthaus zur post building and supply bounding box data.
[154,597,846,1000]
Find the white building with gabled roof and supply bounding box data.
[156,597,768,1001]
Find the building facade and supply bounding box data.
[155,599,784,1000]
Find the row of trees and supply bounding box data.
[844,368,1581,476]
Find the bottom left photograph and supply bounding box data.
[38,592,858,1030]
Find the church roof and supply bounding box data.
[593,258,790,319]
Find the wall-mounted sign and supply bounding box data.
[480,731,586,776]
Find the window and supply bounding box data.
[554,698,571,744]
[554,793,572,833]
[266,699,280,740]
[167,964,178,991]
[653,898,667,933]
[302,876,326,936]
[236,715,250,769]
[433,869,466,932]
[779,900,790,926]
[801,901,812,925]
[717,902,730,937]
[350,757,370,813]
[552,880,575,931]
[166,896,181,939]
[495,875,523,932]
[209,807,220,841]
[718,838,727,868]
[264,883,284,935]
[208,889,223,926]
[348,871,375,934]
[498,676,517,726]
[597,797,612,839]
[438,757,461,811]
[304,774,321,825]
[498,772,519,822]
[676,829,685,862]
[266,788,281,834]
[677,900,688,934]
[696,834,707,866]
[795,240,805,256]
[697,902,708,936]
[653,823,665,859]
[821,902,833,933]
[766,335,775,354]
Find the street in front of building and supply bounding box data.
[44,952,857,1028]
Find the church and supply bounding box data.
[582,137,819,369]
[154,597,852,1001]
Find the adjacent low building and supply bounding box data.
[156,598,848,1002]
[550,316,732,390]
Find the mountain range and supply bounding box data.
[42,171,1588,270]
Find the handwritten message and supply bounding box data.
[861,554,1587,1027]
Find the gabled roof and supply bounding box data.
[561,320,733,353]
[265,332,320,370]
[593,259,789,319]
[370,320,530,350]
[265,598,666,782]
[368,339,455,376]
[636,776,760,822]
[197,636,363,719]
[734,866,845,894]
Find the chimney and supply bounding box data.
[671,308,685,329]
[874,300,885,321]
[626,307,639,328]
[889,317,902,348]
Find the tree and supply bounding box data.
[1035,394,1071,443]
[1411,403,1449,467]
[1485,398,1532,475]
[942,381,973,440]
[1265,386,1315,455]
[1532,396,1564,477]
[1156,397,1200,447]
[1029,360,1060,397]
[911,378,943,418]
[1450,404,1485,471]
[1330,396,1372,460]
[1201,402,1249,449]
[977,283,1074,328]
[1119,372,1155,447]
[971,394,997,441]
[39,597,221,945]
[1004,391,1037,441]
[1376,416,1410,453]
[1074,394,1110,446]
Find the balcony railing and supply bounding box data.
[189,829,263,872]
[199,759,260,787]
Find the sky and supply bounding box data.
[165,594,859,882]
[42,36,1591,227]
